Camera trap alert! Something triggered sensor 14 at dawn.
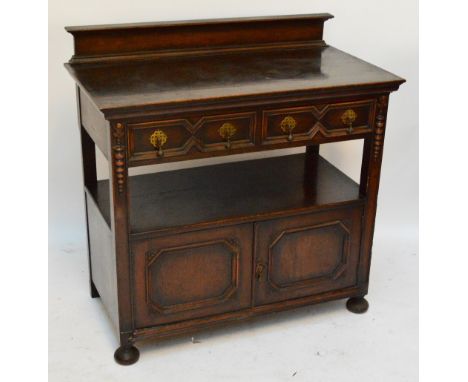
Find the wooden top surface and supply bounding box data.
[65,14,404,116]
[66,46,404,114]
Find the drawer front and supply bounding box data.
[128,111,256,163]
[132,224,253,328]
[253,206,363,306]
[261,99,375,145]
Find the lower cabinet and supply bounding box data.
[253,206,363,305]
[132,224,253,327]
[132,205,363,328]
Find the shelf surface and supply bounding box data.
[88,153,363,234]
[66,46,404,113]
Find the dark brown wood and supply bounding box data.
[132,224,252,327]
[65,46,403,117]
[261,99,374,145]
[346,297,369,314]
[106,121,134,344]
[128,110,256,163]
[86,154,363,234]
[114,345,139,366]
[84,193,99,299]
[80,127,97,189]
[85,190,119,330]
[64,14,404,118]
[253,206,363,306]
[65,14,404,364]
[112,96,377,167]
[66,14,332,62]
[77,85,99,299]
[79,88,109,159]
[357,95,390,291]
[133,284,363,342]
[359,137,373,196]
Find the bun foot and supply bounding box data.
[346,297,369,314]
[114,345,140,365]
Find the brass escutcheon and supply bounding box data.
[341,109,357,133]
[149,130,168,156]
[280,116,296,141]
[218,122,237,149]
[255,263,265,280]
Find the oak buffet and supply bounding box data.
[65,14,405,365]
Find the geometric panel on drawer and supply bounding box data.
[131,119,193,150]
[145,240,239,314]
[263,107,319,139]
[261,99,374,145]
[128,111,256,162]
[268,221,350,290]
[319,102,373,131]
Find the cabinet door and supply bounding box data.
[253,206,362,306]
[132,224,252,328]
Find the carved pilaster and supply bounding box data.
[373,95,388,161]
[109,121,132,337]
[357,93,390,289]
[112,122,126,194]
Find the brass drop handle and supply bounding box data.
[218,122,237,149]
[255,262,265,280]
[280,116,296,141]
[149,130,168,157]
[341,109,357,134]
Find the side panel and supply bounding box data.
[79,88,109,158]
[85,191,119,331]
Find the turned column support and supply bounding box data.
[108,121,134,352]
[357,94,390,289]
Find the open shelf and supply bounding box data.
[87,153,363,234]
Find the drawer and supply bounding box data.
[261,99,375,145]
[132,224,253,328]
[253,205,363,306]
[128,111,256,163]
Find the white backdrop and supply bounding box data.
[49,1,418,380]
